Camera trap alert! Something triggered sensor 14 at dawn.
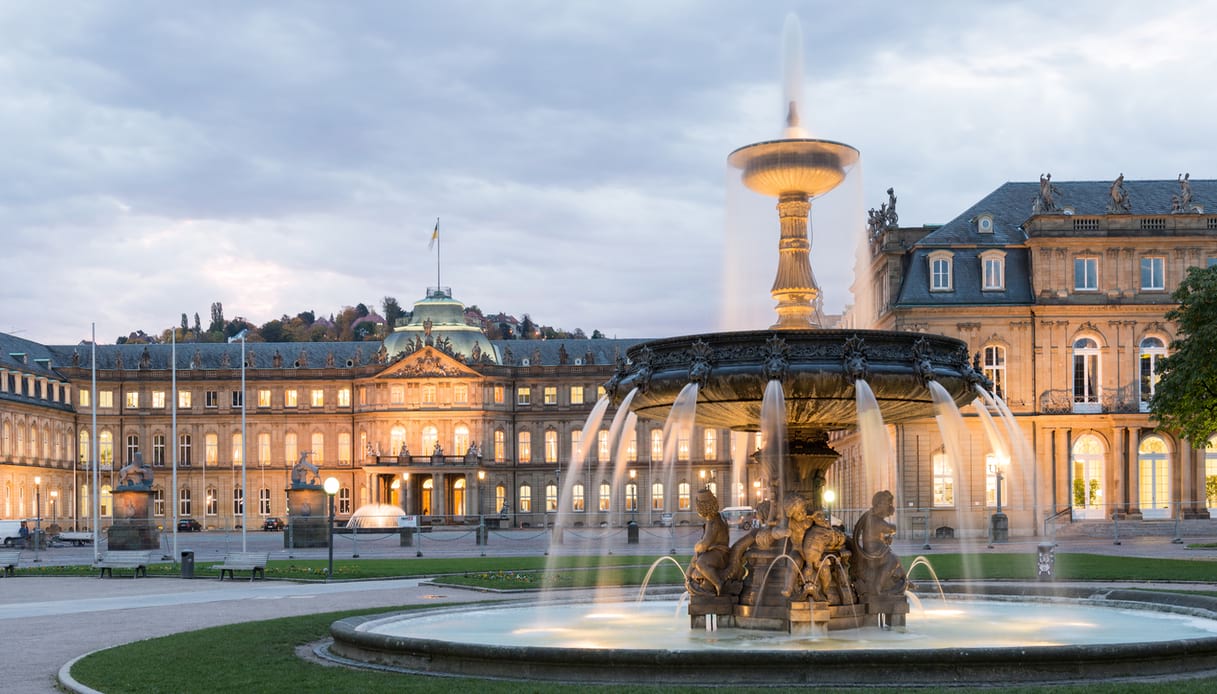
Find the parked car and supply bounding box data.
[177,518,202,532]
[720,506,758,530]
[262,517,284,531]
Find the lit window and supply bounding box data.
[390,386,404,404]
[99,391,113,408]
[1139,336,1167,411]
[1072,337,1101,412]
[453,384,468,404]
[519,484,532,512]
[231,433,243,466]
[1140,256,1165,291]
[337,388,351,407]
[651,482,664,510]
[258,389,271,407]
[597,385,606,399]
[422,384,436,404]
[517,387,531,405]
[571,483,585,512]
[495,484,506,514]
[494,429,505,463]
[932,451,954,507]
[285,390,298,408]
[678,481,691,510]
[79,390,90,407]
[454,425,470,456]
[126,392,139,409]
[546,483,558,512]
[704,430,717,460]
[625,429,637,461]
[677,431,690,461]
[544,386,557,405]
[311,432,324,465]
[570,385,584,404]
[205,434,218,466]
[518,431,531,463]
[284,433,297,466]
[178,390,191,409]
[983,345,1006,399]
[984,453,1007,507]
[571,429,583,461]
[544,430,558,463]
[151,391,166,409]
[650,429,663,461]
[625,481,638,511]
[258,433,271,467]
[599,483,611,512]
[421,426,438,454]
[390,426,405,456]
[598,430,610,462]
[493,385,504,404]
[1074,257,1098,291]
[338,432,351,465]
[99,431,113,468]
[311,389,324,407]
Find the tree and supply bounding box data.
[209,302,225,333]
[193,313,202,334]
[1151,265,1217,442]
[591,329,605,339]
[382,296,404,328]
[180,313,188,332]
[520,314,536,340]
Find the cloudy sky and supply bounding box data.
[5,1,1215,345]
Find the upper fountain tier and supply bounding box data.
[727,136,859,198]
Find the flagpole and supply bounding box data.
[91,324,99,562]
[171,327,178,562]
[435,217,441,290]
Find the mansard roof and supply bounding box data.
[492,338,646,367]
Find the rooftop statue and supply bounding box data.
[1179,173,1193,212]
[1032,173,1061,214]
[1108,173,1131,213]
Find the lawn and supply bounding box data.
[68,553,1217,693]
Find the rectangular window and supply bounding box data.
[339,488,352,515]
[205,391,218,408]
[285,390,298,408]
[79,390,90,407]
[151,391,166,409]
[1140,256,1165,291]
[125,392,139,409]
[518,431,531,463]
[259,488,271,516]
[153,488,165,516]
[231,390,243,409]
[421,384,436,404]
[544,386,557,405]
[598,430,610,462]
[178,390,191,409]
[494,430,505,463]
[311,389,324,407]
[983,257,1004,290]
[452,384,467,404]
[571,430,583,461]
[517,387,531,405]
[152,434,166,467]
[257,389,271,408]
[205,434,218,466]
[99,391,113,408]
[570,385,584,404]
[930,257,952,291]
[390,386,404,404]
[544,430,558,463]
[493,385,505,404]
[1074,257,1098,291]
[932,452,954,507]
[704,430,717,461]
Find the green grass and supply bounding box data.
[69,552,1217,693]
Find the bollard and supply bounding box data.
[1036,542,1056,581]
[627,520,639,545]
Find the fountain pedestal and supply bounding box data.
[107,488,160,550]
[286,487,328,548]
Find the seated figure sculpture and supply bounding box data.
[290,452,321,489]
[686,488,735,596]
[117,452,153,489]
[851,490,908,603]
[800,509,850,603]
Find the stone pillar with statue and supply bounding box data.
[108,452,160,550]
[286,452,328,548]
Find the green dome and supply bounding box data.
[382,287,497,363]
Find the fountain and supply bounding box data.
[324,16,1217,686]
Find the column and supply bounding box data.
[1126,428,1142,517]
[433,473,446,518]
[1112,426,1128,518]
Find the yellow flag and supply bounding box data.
[429,218,439,250]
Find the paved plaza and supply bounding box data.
[3,527,1217,693]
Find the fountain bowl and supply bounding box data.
[727,138,859,197]
[325,587,1217,687]
[611,329,982,432]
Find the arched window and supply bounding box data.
[625,429,637,461]
[78,429,90,466]
[421,478,433,515]
[2,421,10,456]
[390,426,406,455]
[570,429,582,461]
[258,433,272,467]
[421,425,438,454]
[310,432,324,465]
[1139,336,1167,412]
[179,487,191,516]
[651,482,664,510]
[650,429,663,461]
[517,431,532,463]
[1138,435,1170,519]
[99,431,114,469]
[983,345,1006,399]
[179,433,192,467]
[125,433,139,464]
[598,430,610,462]
[453,478,466,516]
[205,433,218,466]
[1072,337,1101,412]
[284,432,297,466]
[545,483,558,512]
[337,432,351,465]
[678,481,692,510]
[929,251,954,291]
[152,433,166,467]
[495,484,506,513]
[101,484,112,517]
[454,425,470,456]
[1071,434,1105,519]
[493,429,506,463]
[518,484,532,512]
[599,482,611,511]
[571,483,585,512]
[544,429,558,463]
[232,432,243,466]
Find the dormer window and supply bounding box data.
[929,251,954,292]
[980,250,1006,291]
[976,214,994,234]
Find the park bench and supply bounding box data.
[94,550,153,578]
[0,549,19,577]
[215,551,270,581]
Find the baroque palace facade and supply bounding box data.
[4,176,1217,539]
[836,175,1217,539]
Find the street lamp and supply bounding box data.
[988,457,1008,546]
[34,476,42,563]
[324,476,339,581]
[629,468,637,521]
[822,488,836,527]
[228,328,249,551]
[50,489,59,524]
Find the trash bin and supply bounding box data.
[627,520,639,544]
[399,528,414,547]
[1036,542,1056,581]
[476,524,488,546]
[181,550,195,579]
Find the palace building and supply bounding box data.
[3,176,1217,540]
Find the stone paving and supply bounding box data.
[2,527,1216,693]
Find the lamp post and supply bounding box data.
[988,459,1008,546]
[228,328,249,550]
[34,476,42,562]
[629,469,637,521]
[324,476,339,581]
[50,489,58,524]
[822,488,836,527]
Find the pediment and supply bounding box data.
[374,346,481,379]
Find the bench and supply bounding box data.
[215,551,270,581]
[94,550,153,578]
[0,549,19,577]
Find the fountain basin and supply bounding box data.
[326,588,1217,686]
[727,138,859,196]
[612,329,981,431]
